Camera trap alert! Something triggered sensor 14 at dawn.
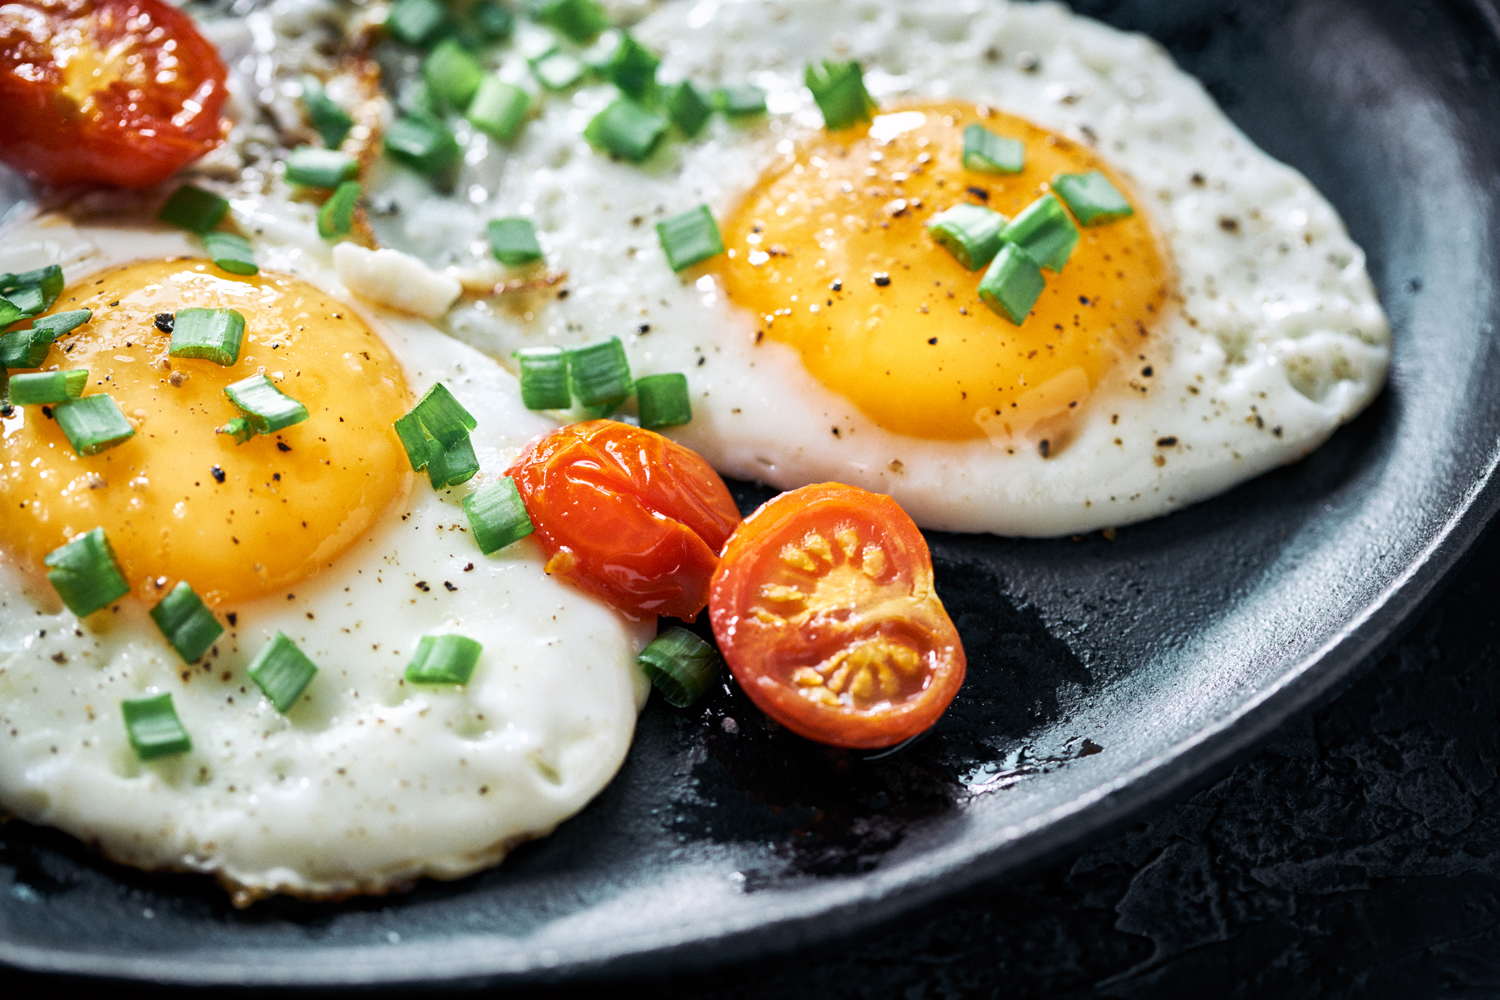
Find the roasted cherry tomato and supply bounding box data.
[709,483,965,749]
[0,0,229,188]
[506,420,743,621]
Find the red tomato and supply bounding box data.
[709,483,965,749]
[506,420,743,621]
[0,0,228,188]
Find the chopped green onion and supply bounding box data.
[532,51,585,90]
[712,85,766,116]
[427,433,480,488]
[9,369,87,405]
[424,39,485,109]
[247,631,318,714]
[516,25,560,62]
[585,98,668,162]
[927,203,1007,271]
[488,217,543,266]
[665,80,712,137]
[169,307,246,366]
[397,77,441,120]
[655,204,725,271]
[638,626,721,707]
[463,477,534,554]
[1052,170,1135,226]
[635,372,692,429]
[605,33,659,99]
[962,123,1024,175]
[467,77,530,140]
[0,266,64,325]
[121,694,192,760]
[318,181,362,239]
[0,327,56,369]
[470,0,514,40]
[405,633,484,685]
[45,527,130,618]
[0,300,24,330]
[224,374,310,435]
[978,243,1046,325]
[536,0,608,43]
[804,60,876,130]
[387,0,449,46]
[568,337,633,407]
[54,394,136,456]
[159,184,229,233]
[202,231,259,276]
[218,417,254,445]
[514,345,570,409]
[301,77,354,149]
[395,382,477,467]
[1000,193,1079,272]
[385,115,462,175]
[149,581,223,663]
[284,147,358,188]
[32,308,91,336]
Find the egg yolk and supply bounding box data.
[712,101,1173,442]
[0,260,414,608]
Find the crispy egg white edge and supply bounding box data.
[0,214,654,900]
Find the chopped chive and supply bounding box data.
[170,307,246,366]
[962,123,1024,175]
[32,308,91,336]
[397,77,441,120]
[463,477,534,554]
[318,180,362,239]
[405,633,484,685]
[470,0,514,40]
[585,98,668,162]
[284,147,358,188]
[394,382,477,471]
[159,184,229,233]
[121,694,192,760]
[224,374,309,435]
[605,33,659,99]
[804,60,876,130]
[655,204,725,271]
[568,337,633,406]
[978,243,1046,325]
[1052,170,1134,225]
[0,298,26,330]
[635,372,691,429]
[927,203,1007,271]
[424,39,485,109]
[712,84,766,116]
[54,394,135,456]
[149,581,223,663]
[385,115,462,175]
[218,416,254,444]
[393,412,437,470]
[202,231,259,276]
[1000,193,1079,272]
[467,77,530,140]
[488,217,543,265]
[8,369,87,405]
[45,527,130,617]
[247,631,318,713]
[301,77,354,149]
[0,266,63,324]
[638,626,721,707]
[427,433,480,488]
[387,0,449,46]
[536,0,608,42]
[514,345,570,409]
[532,51,585,90]
[665,80,712,137]
[0,327,56,369]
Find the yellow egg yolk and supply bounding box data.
[712,101,1173,442]
[0,260,414,608]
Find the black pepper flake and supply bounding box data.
[40,405,52,420]
[966,186,989,202]
[872,273,891,287]
[444,581,457,592]
[415,581,430,592]
[108,300,119,307]
[154,313,175,334]
[210,466,226,484]
[1219,216,1240,233]
[830,279,842,292]
[1156,436,1178,447]
[1141,366,1153,377]
[227,613,238,626]
[1191,172,1206,186]
[0,405,11,418]
[1079,295,1091,306]
[1038,439,1051,458]
[273,473,281,481]
[637,324,651,334]
[831,426,841,438]
[928,337,938,345]
[464,562,474,572]
[276,441,291,452]
[557,289,570,300]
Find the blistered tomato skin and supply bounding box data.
[0,0,229,188]
[709,483,965,749]
[506,420,743,621]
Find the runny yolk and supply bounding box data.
[0,260,414,608]
[712,101,1173,443]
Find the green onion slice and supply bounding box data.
[1052,170,1135,226]
[318,180,362,240]
[0,266,64,326]
[638,626,721,708]
[424,39,484,109]
[655,204,725,271]
[387,0,449,46]
[636,372,692,429]
[32,308,92,337]
[405,633,484,685]
[463,476,535,554]
[149,581,224,663]
[202,231,259,276]
[427,432,480,489]
[301,77,355,149]
[1000,193,1079,272]
[218,416,254,445]
[45,526,130,618]
[585,98,668,163]
[489,217,544,266]
[224,374,310,435]
[0,327,56,369]
[9,369,87,405]
[978,243,1046,325]
[514,345,570,409]
[927,203,1007,271]
[665,80,712,137]
[606,32,659,99]
[532,51,585,90]
[159,184,229,233]
[385,115,462,175]
[804,60,876,130]
[470,0,514,40]
[55,394,136,456]
[712,85,766,116]
[122,694,192,760]
[467,77,530,140]
[537,0,609,43]
[169,307,246,366]
[568,337,633,407]
[398,382,477,463]
[962,123,1024,175]
[285,147,358,188]
[247,631,318,713]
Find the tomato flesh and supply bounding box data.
[0,0,228,188]
[709,483,966,749]
[506,420,743,621]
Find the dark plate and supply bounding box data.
[5,0,1500,986]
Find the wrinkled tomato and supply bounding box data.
[0,0,229,188]
[709,483,965,749]
[506,420,743,621]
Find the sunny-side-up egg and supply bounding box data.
[0,218,652,904]
[428,0,1389,536]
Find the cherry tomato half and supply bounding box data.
[709,483,965,749]
[0,0,229,188]
[506,420,743,621]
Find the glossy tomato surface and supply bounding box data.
[709,483,966,749]
[0,0,228,188]
[506,420,742,621]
